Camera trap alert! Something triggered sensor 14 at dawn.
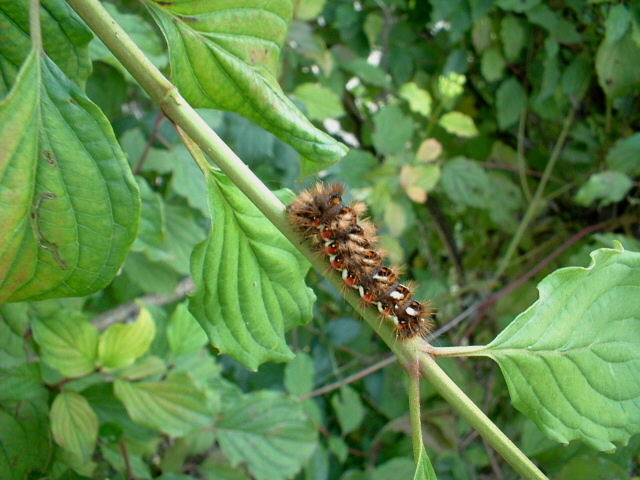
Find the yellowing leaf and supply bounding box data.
[438,111,479,138]
[98,307,156,369]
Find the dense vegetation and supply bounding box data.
[1,0,639,479]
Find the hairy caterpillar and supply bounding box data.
[287,183,433,339]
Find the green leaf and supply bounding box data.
[293,83,345,121]
[0,363,47,402]
[189,169,314,370]
[144,0,346,176]
[438,111,479,138]
[480,47,506,83]
[604,4,632,45]
[0,0,92,91]
[295,0,328,21]
[89,2,168,74]
[132,178,167,259]
[341,58,391,89]
[284,352,315,396]
[501,16,526,62]
[114,373,213,436]
[31,313,98,378]
[0,49,39,300]
[496,77,526,130]
[116,356,167,381]
[216,391,317,480]
[331,386,365,435]
[575,171,633,208]
[98,307,156,370]
[477,247,640,450]
[0,401,49,479]
[441,157,490,208]
[399,82,432,117]
[606,133,640,176]
[596,29,640,98]
[526,5,581,44]
[50,392,99,463]
[372,104,415,155]
[167,302,208,356]
[0,54,140,303]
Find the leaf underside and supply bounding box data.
[144,0,347,176]
[189,169,315,370]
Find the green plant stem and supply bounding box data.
[29,0,42,50]
[68,2,548,477]
[494,87,587,279]
[406,361,423,462]
[418,354,548,480]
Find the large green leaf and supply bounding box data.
[189,169,314,370]
[0,401,50,479]
[114,373,213,436]
[144,0,347,176]
[0,52,140,302]
[31,312,99,378]
[50,391,99,463]
[468,246,640,450]
[216,391,317,480]
[0,49,39,299]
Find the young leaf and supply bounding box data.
[143,0,347,176]
[98,307,156,370]
[438,111,479,138]
[472,247,640,450]
[0,55,140,303]
[50,392,99,463]
[114,373,213,436]
[189,169,315,370]
[31,313,99,378]
[216,391,317,480]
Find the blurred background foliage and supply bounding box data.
[3,0,640,478]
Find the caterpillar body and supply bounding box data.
[287,183,433,340]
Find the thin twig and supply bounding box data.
[91,277,194,330]
[299,355,396,400]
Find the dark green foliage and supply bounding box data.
[1,1,639,479]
